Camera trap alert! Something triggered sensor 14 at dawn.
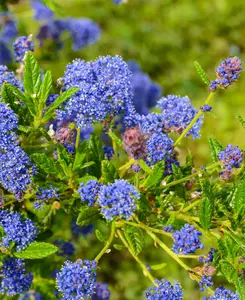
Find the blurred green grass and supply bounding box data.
[9,1,245,299]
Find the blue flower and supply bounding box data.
[54,240,75,257]
[92,283,111,300]
[206,287,239,300]
[0,258,33,296]
[71,219,94,238]
[209,57,242,91]
[56,259,97,300]
[18,290,42,300]
[13,36,34,62]
[157,95,203,139]
[137,113,165,134]
[172,223,204,255]
[163,225,174,232]
[200,104,212,112]
[78,180,102,206]
[198,275,213,292]
[103,146,114,160]
[32,0,54,21]
[98,179,139,220]
[0,40,12,64]
[0,65,22,89]
[199,248,216,263]
[145,279,183,300]
[1,20,18,43]
[0,209,38,251]
[34,186,58,209]
[59,55,134,129]
[66,18,101,51]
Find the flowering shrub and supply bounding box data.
[0,2,245,299]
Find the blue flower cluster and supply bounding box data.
[128,61,162,115]
[98,179,139,220]
[0,13,18,64]
[172,223,204,255]
[157,95,203,139]
[54,239,75,257]
[146,133,173,165]
[0,258,33,296]
[0,65,22,89]
[209,57,242,91]
[199,248,216,263]
[32,0,54,21]
[0,209,38,251]
[103,146,114,160]
[198,275,213,292]
[145,279,183,300]
[0,101,34,193]
[18,290,42,300]
[78,180,102,206]
[163,225,174,232]
[203,287,239,300]
[56,259,97,300]
[34,186,58,209]
[13,36,34,62]
[59,55,134,129]
[218,144,243,180]
[200,104,212,112]
[92,283,111,300]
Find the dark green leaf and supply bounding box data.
[88,135,104,178]
[220,259,238,283]
[31,153,66,179]
[124,224,144,256]
[194,61,210,85]
[232,175,245,215]
[199,196,213,230]
[144,161,164,189]
[208,136,223,163]
[73,140,88,172]
[24,52,42,96]
[235,277,245,299]
[101,160,118,183]
[217,238,228,258]
[76,206,100,227]
[95,229,105,242]
[39,70,52,107]
[14,242,58,259]
[42,88,79,122]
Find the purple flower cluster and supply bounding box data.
[0,209,38,251]
[0,258,33,296]
[128,61,162,115]
[59,56,134,129]
[56,260,97,300]
[54,240,75,257]
[157,95,203,139]
[0,101,34,193]
[92,283,111,300]
[55,127,75,153]
[13,35,34,62]
[122,126,146,159]
[218,144,243,180]
[71,220,93,238]
[98,179,139,220]
[203,287,239,300]
[172,223,204,255]
[145,279,183,300]
[145,133,174,165]
[78,180,102,206]
[199,248,216,263]
[209,57,242,91]
[198,275,213,292]
[34,186,58,209]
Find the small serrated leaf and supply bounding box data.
[95,229,105,242]
[199,179,213,231]
[124,225,144,256]
[24,52,42,96]
[73,140,88,172]
[208,136,223,163]
[236,115,245,130]
[231,174,245,215]
[143,161,164,189]
[39,70,52,107]
[220,259,238,283]
[14,242,58,259]
[235,276,245,299]
[101,160,119,183]
[194,61,210,85]
[76,206,100,227]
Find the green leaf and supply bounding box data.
[3,83,36,116]
[150,263,167,270]
[231,175,245,215]
[224,230,245,254]
[24,52,42,96]
[42,88,79,123]
[31,153,66,179]
[113,244,126,251]
[39,70,52,107]
[73,140,88,172]
[1,83,21,113]
[88,135,104,178]
[18,125,32,133]
[199,194,213,230]
[108,131,123,146]
[14,242,58,259]
[236,115,245,129]
[220,259,238,283]
[80,161,95,169]
[235,276,245,299]
[144,161,164,189]
[95,229,105,242]
[208,136,223,163]
[78,175,97,184]
[101,160,118,183]
[76,206,100,227]
[138,159,152,174]
[217,238,228,258]
[124,224,144,256]
[194,61,210,85]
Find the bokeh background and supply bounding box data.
[2,0,245,299]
